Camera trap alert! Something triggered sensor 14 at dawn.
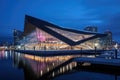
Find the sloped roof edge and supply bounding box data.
[25,15,105,35]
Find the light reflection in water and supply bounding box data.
[52,72,55,77]
[14,53,78,79]
[66,65,69,70]
[70,64,72,70]
[60,68,62,73]
[41,70,43,76]
[0,50,5,58]
[5,51,8,58]
[63,67,65,72]
[47,67,49,71]
[10,50,12,57]
[0,50,10,59]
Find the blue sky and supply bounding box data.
[0,0,120,43]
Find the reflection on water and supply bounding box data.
[54,71,120,80]
[1,51,120,80]
[0,50,13,59]
[13,52,78,80]
[0,50,9,59]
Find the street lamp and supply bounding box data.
[114,43,118,59]
[114,43,118,49]
[94,43,98,57]
[94,43,98,48]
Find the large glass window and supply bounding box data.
[35,27,71,50]
[46,26,94,42]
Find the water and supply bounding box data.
[0,50,120,80]
[0,51,24,80]
[54,71,120,80]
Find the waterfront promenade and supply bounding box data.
[14,49,106,57]
[74,57,120,66]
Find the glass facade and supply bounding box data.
[17,26,100,50]
[18,23,70,50]
[46,26,94,42]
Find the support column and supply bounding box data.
[115,49,117,59]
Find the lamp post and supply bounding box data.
[114,43,118,59]
[94,43,98,57]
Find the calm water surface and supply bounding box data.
[0,50,120,80]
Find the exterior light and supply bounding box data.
[94,43,98,57]
[17,45,21,49]
[114,43,118,49]
[5,46,8,49]
[94,43,98,47]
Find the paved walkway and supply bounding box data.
[74,57,120,66]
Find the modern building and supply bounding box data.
[104,30,113,49]
[13,29,23,46]
[13,15,107,50]
[84,26,107,49]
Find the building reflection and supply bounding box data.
[13,52,78,80]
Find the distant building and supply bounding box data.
[104,30,113,49]
[84,26,98,32]
[84,26,101,49]
[13,29,23,45]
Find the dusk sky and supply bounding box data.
[0,0,120,43]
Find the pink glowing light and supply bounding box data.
[37,31,45,42]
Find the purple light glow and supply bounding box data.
[37,31,45,42]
